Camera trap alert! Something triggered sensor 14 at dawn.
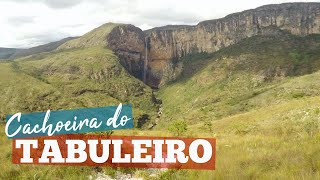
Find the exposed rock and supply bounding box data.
[107,25,146,80]
[4,3,320,88]
[93,172,142,180]
[144,3,320,87]
[104,3,320,88]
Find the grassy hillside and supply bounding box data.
[0,47,158,125]
[58,23,121,50]
[157,33,320,125]
[0,23,160,179]
[138,33,320,179]
[113,95,319,179]
[1,95,319,179]
[1,28,320,179]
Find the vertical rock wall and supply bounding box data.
[107,3,320,88]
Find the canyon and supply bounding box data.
[105,3,320,88]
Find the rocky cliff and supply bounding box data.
[143,2,320,87]
[107,25,147,81]
[66,3,320,88]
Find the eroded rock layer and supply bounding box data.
[107,3,320,88]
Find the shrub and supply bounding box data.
[202,120,213,132]
[168,120,188,136]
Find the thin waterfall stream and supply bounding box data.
[143,37,148,84]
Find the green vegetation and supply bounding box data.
[58,23,121,50]
[140,96,319,179]
[168,120,188,136]
[0,47,157,123]
[152,33,320,179]
[158,33,320,125]
[0,28,320,179]
[0,23,160,179]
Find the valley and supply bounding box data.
[0,2,320,179]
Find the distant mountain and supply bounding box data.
[0,48,21,59]
[0,37,77,60]
[8,37,77,59]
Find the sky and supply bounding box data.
[0,0,318,48]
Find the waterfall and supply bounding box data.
[143,37,148,84]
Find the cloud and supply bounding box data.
[0,0,318,48]
[5,0,84,9]
[6,16,35,26]
[43,0,83,9]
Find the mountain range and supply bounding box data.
[0,2,320,179]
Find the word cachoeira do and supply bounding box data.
[5,104,131,138]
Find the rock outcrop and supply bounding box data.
[107,25,146,80]
[106,3,320,88]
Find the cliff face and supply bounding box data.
[107,3,320,88]
[107,25,146,80]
